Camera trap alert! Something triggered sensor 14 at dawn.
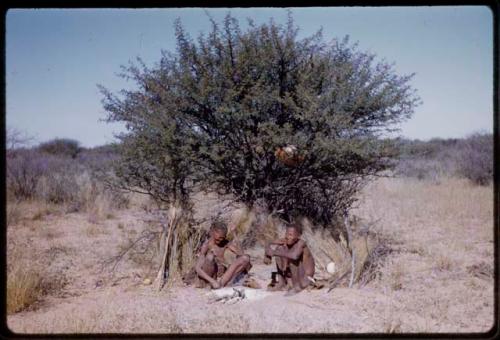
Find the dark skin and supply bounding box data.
[195,228,252,289]
[265,227,315,294]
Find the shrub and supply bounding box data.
[100,13,420,225]
[457,133,493,186]
[38,138,82,159]
[394,133,493,185]
[6,149,48,200]
[36,156,82,204]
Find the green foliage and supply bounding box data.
[100,13,420,224]
[38,138,82,159]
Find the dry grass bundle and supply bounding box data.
[154,204,207,289]
[7,246,67,314]
[231,205,281,248]
[7,264,44,314]
[357,235,393,286]
[300,216,380,288]
[301,218,351,281]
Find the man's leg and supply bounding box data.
[287,260,311,294]
[219,254,252,287]
[195,252,218,288]
[268,246,289,291]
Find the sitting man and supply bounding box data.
[195,220,252,289]
[264,223,315,295]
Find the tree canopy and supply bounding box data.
[100,13,420,225]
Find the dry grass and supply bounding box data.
[187,311,251,333]
[435,254,453,271]
[7,263,44,314]
[229,206,281,248]
[86,194,113,224]
[7,176,494,334]
[7,292,251,334]
[7,200,57,227]
[31,202,58,221]
[389,262,404,291]
[85,224,104,238]
[6,245,67,314]
[39,227,64,240]
[467,262,493,280]
[7,201,22,227]
[383,319,402,333]
[300,219,351,281]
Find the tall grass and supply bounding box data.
[6,246,66,314]
[7,264,44,314]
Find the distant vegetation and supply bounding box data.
[6,131,492,214]
[6,137,126,211]
[37,138,82,159]
[394,132,493,186]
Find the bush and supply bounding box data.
[7,147,129,214]
[394,133,493,185]
[6,149,48,200]
[38,138,82,159]
[36,156,82,204]
[101,14,420,225]
[457,133,493,185]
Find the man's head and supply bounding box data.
[284,223,302,246]
[210,220,228,245]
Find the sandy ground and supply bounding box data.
[6,177,495,334]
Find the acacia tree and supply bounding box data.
[100,14,420,225]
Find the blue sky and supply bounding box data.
[6,7,493,147]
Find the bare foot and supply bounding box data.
[284,286,303,296]
[267,282,287,292]
[194,277,208,289]
[243,277,261,289]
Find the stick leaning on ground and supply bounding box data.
[154,206,178,291]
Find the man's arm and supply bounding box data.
[195,241,219,288]
[227,239,245,256]
[268,238,286,246]
[269,240,306,261]
[264,238,286,262]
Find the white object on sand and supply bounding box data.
[327,262,336,274]
[208,287,271,303]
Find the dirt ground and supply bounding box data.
[6,177,495,334]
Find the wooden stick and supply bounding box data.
[344,212,356,288]
[154,205,178,291]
